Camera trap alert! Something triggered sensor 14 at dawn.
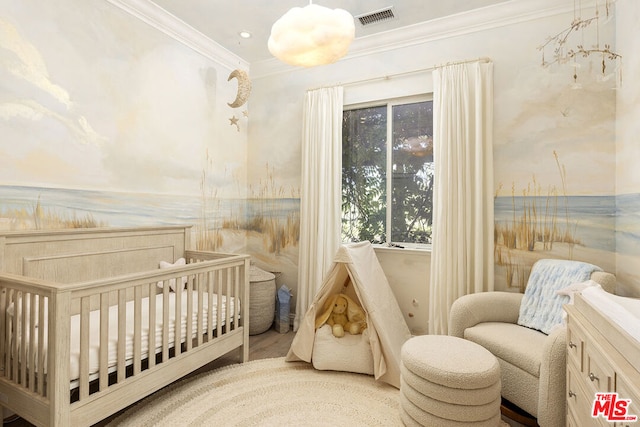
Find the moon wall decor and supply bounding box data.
[227,69,251,108]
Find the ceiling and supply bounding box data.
[149,0,511,64]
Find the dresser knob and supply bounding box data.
[568,341,577,349]
[588,372,599,382]
[568,390,576,398]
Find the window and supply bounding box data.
[342,96,434,247]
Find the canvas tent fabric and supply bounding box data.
[286,241,412,388]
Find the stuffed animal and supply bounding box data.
[316,293,367,338]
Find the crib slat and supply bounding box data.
[99,293,109,391]
[162,283,170,362]
[216,270,223,337]
[9,289,16,382]
[0,289,5,363]
[133,286,142,375]
[0,288,7,378]
[234,266,241,330]
[148,283,156,369]
[196,273,204,346]
[18,293,25,384]
[174,281,182,357]
[117,290,126,382]
[19,294,27,387]
[79,296,91,400]
[37,294,45,395]
[9,290,16,382]
[185,275,192,352]
[28,293,36,392]
[207,271,214,342]
[226,270,232,333]
[8,291,16,383]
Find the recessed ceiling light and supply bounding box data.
[239,31,252,39]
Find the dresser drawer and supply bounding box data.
[567,321,586,371]
[584,341,615,394]
[567,363,608,426]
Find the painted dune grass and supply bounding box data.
[196,158,300,254]
[0,195,106,230]
[494,152,582,291]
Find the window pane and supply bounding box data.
[342,106,387,243]
[391,101,434,244]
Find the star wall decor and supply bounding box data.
[229,115,240,132]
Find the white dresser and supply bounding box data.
[565,294,640,426]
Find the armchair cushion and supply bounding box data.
[448,291,522,338]
[463,322,545,377]
[517,259,601,334]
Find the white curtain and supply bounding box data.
[428,61,495,335]
[294,86,343,332]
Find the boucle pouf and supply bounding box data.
[401,377,501,422]
[400,335,501,426]
[401,335,500,389]
[248,265,276,335]
[401,364,500,406]
[400,394,503,427]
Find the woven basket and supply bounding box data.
[249,265,276,335]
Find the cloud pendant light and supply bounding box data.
[268,2,355,67]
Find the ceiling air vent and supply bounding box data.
[356,6,395,26]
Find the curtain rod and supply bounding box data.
[308,56,491,92]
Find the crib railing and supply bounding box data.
[0,274,53,397]
[0,252,249,426]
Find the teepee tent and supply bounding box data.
[286,241,412,388]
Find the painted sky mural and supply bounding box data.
[0,0,244,198]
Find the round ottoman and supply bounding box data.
[400,335,502,426]
[248,265,276,335]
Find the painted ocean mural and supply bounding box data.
[615,193,640,256]
[0,185,300,254]
[495,195,616,253]
[493,192,640,291]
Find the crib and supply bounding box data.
[0,226,250,427]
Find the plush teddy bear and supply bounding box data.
[317,293,367,338]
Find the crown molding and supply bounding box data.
[251,0,577,78]
[107,0,248,71]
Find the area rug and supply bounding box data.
[108,357,402,426]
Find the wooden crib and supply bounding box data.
[0,226,250,426]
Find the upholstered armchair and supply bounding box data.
[448,259,616,427]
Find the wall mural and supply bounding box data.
[491,1,640,292]
[493,63,619,291]
[0,1,299,284]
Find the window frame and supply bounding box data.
[342,94,434,251]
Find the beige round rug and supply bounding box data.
[108,357,401,426]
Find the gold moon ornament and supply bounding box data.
[227,69,252,108]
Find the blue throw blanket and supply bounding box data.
[517,259,602,334]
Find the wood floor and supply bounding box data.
[2,329,296,427]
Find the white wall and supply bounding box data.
[375,247,430,335]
